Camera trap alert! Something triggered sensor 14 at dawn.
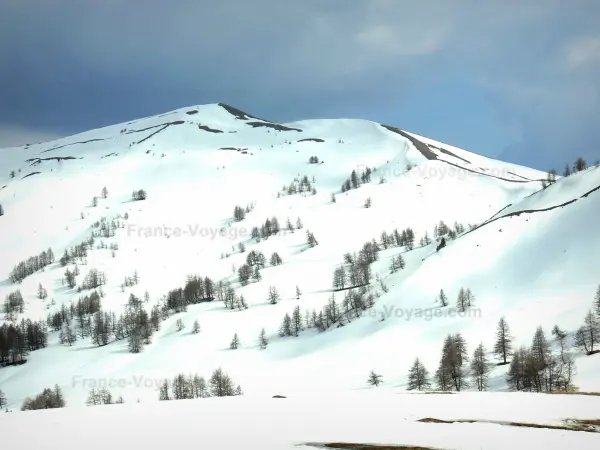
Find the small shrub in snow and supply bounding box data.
[367,370,383,387]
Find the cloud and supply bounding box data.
[563,35,600,70]
[1,0,599,168]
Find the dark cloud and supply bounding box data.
[1,0,599,169]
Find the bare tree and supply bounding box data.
[437,289,448,307]
[470,343,491,391]
[268,286,280,305]
[0,389,6,408]
[494,317,513,365]
[258,328,268,349]
[367,370,383,387]
[575,311,598,355]
[407,358,430,391]
[230,333,240,350]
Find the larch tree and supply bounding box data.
[407,358,431,391]
[470,343,491,391]
[258,328,268,349]
[230,333,240,350]
[494,316,513,365]
[438,289,448,307]
[268,286,280,305]
[367,370,383,387]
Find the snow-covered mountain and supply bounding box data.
[0,102,599,416]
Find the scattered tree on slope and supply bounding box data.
[407,358,431,391]
[435,333,469,392]
[470,343,491,391]
[258,328,268,349]
[367,370,383,387]
[230,333,240,349]
[494,317,513,365]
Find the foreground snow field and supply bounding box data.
[0,103,598,425]
[2,390,600,449]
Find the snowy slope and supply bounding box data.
[2,391,600,450]
[0,103,598,411]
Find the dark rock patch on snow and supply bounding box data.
[428,144,471,164]
[246,121,302,132]
[133,120,185,145]
[26,156,78,166]
[217,103,272,122]
[298,138,325,143]
[42,138,105,154]
[507,171,532,181]
[199,124,223,133]
[380,124,437,160]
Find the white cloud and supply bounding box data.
[355,23,448,57]
[563,35,600,70]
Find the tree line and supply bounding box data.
[368,293,600,393]
[332,241,380,291]
[8,247,55,283]
[341,167,373,193]
[0,318,48,366]
[159,368,242,400]
[279,174,317,197]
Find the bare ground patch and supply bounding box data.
[217,102,272,122]
[41,138,105,153]
[26,156,79,166]
[307,443,441,450]
[131,120,185,145]
[427,144,471,164]
[246,121,302,132]
[416,417,600,433]
[550,391,600,397]
[198,124,223,133]
[22,171,41,179]
[380,124,437,160]
[298,138,325,143]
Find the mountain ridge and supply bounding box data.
[0,102,598,411]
